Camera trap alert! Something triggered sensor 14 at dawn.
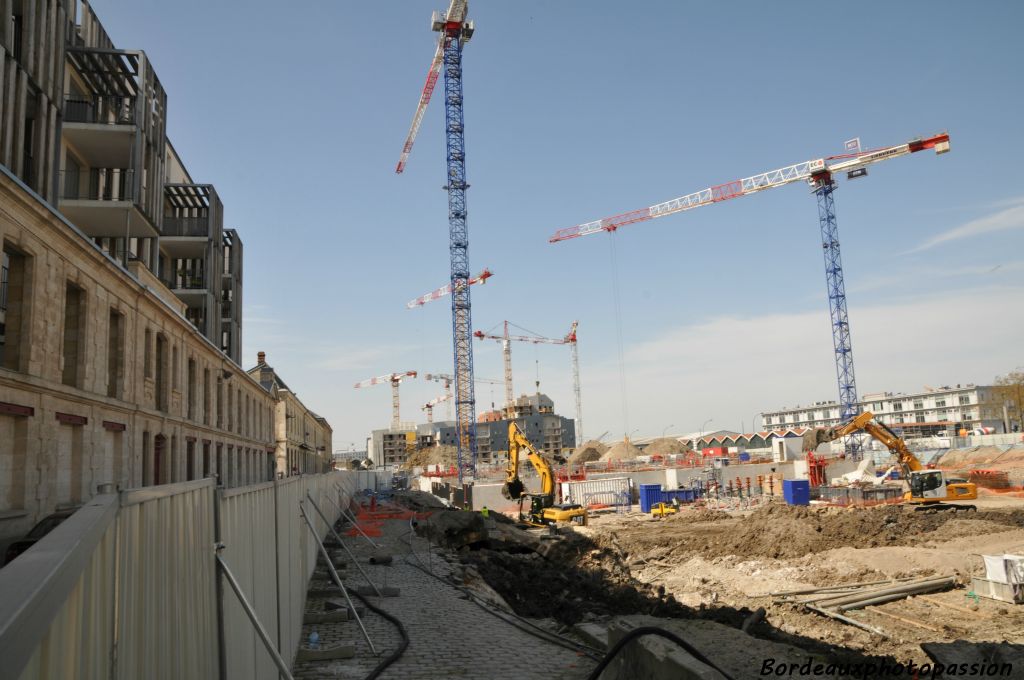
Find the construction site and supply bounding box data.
[334,1,1024,677]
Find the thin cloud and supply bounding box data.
[910,201,1024,253]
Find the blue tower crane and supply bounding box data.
[396,1,478,483]
[549,133,951,455]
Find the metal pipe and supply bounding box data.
[306,492,383,597]
[805,604,887,637]
[771,575,920,597]
[809,576,954,607]
[298,503,377,655]
[837,578,956,612]
[215,553,295,680]
[330,483,381,548]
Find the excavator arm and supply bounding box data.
[503,422,554,500]
[817,411,924,479]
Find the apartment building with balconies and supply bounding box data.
[761,383,1004,437]
[0,1,242,362]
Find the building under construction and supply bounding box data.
[368,392,574,468]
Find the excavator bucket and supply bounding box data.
[502,479,525,500]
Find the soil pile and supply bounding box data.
[644,438,688,457]
[936,445,1024,470]
[403,445,459,469]
[569,440,608,464]
[601,439,642,462]
[605,504,1024,561]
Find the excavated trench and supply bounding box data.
[398,493,906,667]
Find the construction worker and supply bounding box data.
[480,505,490,519]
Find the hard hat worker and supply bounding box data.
[480,505,490,518]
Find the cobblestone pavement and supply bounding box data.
[292,506,597,680]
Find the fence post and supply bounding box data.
[213,483,228,680]
[273,477,284,672]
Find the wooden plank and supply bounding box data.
[865,606,944,633]
[916,595,986,617]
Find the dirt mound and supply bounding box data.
[644,437,688,457]
[601,438,642,462]
[937,445,1024,470]
[607,504,1024,561]
[569,440,608,464]
[403,445,459,469]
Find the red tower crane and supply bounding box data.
[473,321,583,445]
[406,268,493,309]
[353,371,417,430]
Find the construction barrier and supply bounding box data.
[561,476,632,509]
[0,471,357,680]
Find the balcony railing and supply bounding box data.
[162,216,211,238]
[60,169,134,202]
[164,274,207,291]
[64,95,136,125]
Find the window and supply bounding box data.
[107,309,124,398]
[172,345,179,390]
[187,358,196,420]
[915,415,926,423]
[959,395,970,405]
[203,368,211,425]
[61,283,86,387]
[893,402,903,412]
[913,400,924,410]
[1,245,30,371]
[935,399,946,408]
[155,334,168,411]
[144,328,153,378]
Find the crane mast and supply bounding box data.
[474,321,584,445]
[550,133,949,456]
[396,0,478,483]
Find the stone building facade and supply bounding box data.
[0,168,276,541]
[248,352,332,476]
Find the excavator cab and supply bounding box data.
[909,470,946,500]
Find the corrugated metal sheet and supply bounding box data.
[3,471,360,680]
[562,476,631,507]
[116,479,219,680]
[13,498,118,680]
[220,481,279,680]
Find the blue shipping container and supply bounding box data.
[783,479,810,506]
[661,488,703,504]
[639,484,662,513]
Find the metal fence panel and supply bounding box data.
[1,471,359,680]
[562,477,632,507]
[115,479,219,680]
[220,481,279,680]
[10,497,118,680]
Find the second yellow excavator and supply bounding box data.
[502,422,588,526]
[816,411,977,511]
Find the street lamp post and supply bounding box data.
[699,418,713,450]
[662,424,674,438]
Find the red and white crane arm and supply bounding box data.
[549,133,950,243]
[406,268,492,309]
[353,371,417,389]
[394,0,468,174]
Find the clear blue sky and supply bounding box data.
[96,0,1024,447]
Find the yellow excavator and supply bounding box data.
[502,422,588,526]
[817,411,977,511]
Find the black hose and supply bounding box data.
[344,585,409,680]
[400,522,603,660]
[585,626,734,680]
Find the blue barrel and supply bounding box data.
[783,479,810,506]
[640,484,662,513]
[738,452,751,462]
